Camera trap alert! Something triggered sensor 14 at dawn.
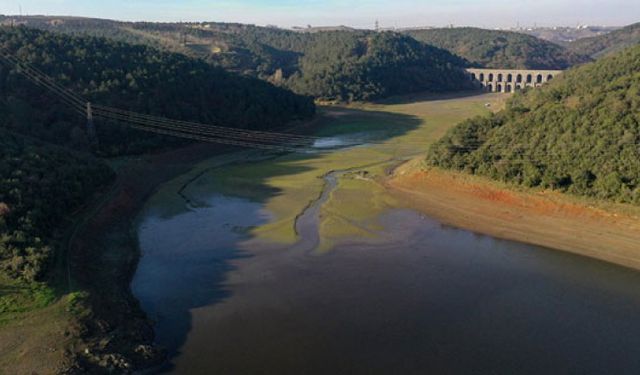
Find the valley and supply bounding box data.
[130,93,640,373]
[1,8,640,373]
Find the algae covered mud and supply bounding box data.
[133,94,640,374]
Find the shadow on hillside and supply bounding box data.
[131,106,423,372]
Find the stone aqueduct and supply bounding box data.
[466,68,563,93]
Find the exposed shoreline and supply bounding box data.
[64,114,326,372]
[66,142,240,372]
[60,91,640,371]
[386,159,640,271]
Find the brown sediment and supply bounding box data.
[385,160,640,271]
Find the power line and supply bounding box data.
[0,55,317,148]
[92,105,318,144]
[0,49,317,142]
[0,47,323,152]
[2,48,639,157]
[0,52,86,114]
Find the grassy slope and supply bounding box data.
[0,276,55,326]
[0,275,81,374]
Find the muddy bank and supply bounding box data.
[66,142,245,372]
[64,105,331,372]
[386,160,640,271]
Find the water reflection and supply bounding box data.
[132,194,271,357]
[312,131,389,149]
[134,190,640,374]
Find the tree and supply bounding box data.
[427,45,640,205]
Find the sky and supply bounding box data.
[0,0,639,29]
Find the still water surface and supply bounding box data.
[133,165,640,374]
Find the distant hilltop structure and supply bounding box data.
[0,15,90,27]
[291,25,356,33]
[509,25,620,44]
[379,26,436,32]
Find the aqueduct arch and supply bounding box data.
[466,68,563,93]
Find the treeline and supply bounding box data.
[285,31,471,101]
[568,22,640,58]
[201,28,472,100]
[169,27,472,100]
[0,130,114,281]
[11,17,607,100]
[1,16,188,53]
[5,19,474,101]
[427,44,640,204]
[405,27,591,69]
[0,27,315,155]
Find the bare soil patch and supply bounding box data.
[387,161,640,270]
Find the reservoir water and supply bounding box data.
[132,158,640,374]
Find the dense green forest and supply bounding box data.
[286,31,471,101]
[0,26,315,155]
[405,27,591,69]
[0,130,113,281]
[568,22,640,58]
[427,45,640,204]
[123,25,473,100]
[185,27,472,100]
[4,18,473,100]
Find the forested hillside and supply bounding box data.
[568,22,640,58]
[0,130,113,281]
[21,18,304,76]
[405,27,591,69]
[157,27,472,100]
[1,16,193,55]
[0,26,315,155]
[128,25,474,100]
[286,31,471,101]
[427,45,640,204]
[4,18,472,100]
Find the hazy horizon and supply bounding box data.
[1,0,638,29]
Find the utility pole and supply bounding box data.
[180,30,187,46]
[86,102,98,146]
[375,19,380,32]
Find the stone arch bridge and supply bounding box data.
[466,68,563,93]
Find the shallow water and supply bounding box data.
[133,164,640,374]
[312,131,388,149]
